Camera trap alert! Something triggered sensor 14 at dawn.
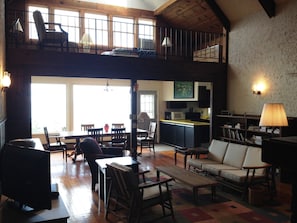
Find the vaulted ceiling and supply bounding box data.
[154,0,280,33]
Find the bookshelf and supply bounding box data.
[216,114,281,146]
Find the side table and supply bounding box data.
[174,146,209,169]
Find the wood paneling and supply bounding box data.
[155,0,223,33]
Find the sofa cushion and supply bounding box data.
[202,163,238,175]
[243,146,267,175]
[187,158,219,169]
[220,169,266,183]
[207,139,229,163]
[223,143,247,169]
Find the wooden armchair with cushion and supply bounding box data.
[105,162,174,222]
[80,137,123,191]
[137,121,157,156]
[33,10,69,52]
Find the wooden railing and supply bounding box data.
[6,9,226,62]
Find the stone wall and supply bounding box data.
[228,0,297,117]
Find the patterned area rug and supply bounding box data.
[141,180,291,223]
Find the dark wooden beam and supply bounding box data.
[205,0,230,32]
[258,0,275,18]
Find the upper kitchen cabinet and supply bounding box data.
[162,81,199,101]
[198,86,210,108]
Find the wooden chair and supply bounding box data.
[81,124,94,131]
[105,162,174,222]
[87,127,104,145]
[137,121,157,156]
[43,127,67,161]
[111,127,127,149]
[111,123,125,129]
[33,10,69,51]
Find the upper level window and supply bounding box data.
[138,19,154,40]
[54,9,79,43]
[28,6,49,40]
[113,17,134,48]
[85,13,108,46]
[138,19,155,49]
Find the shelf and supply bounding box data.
[216,113,281,147]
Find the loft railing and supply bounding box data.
[6,9,226,62]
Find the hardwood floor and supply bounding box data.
[51,145,177,223]
[50,145,292,223]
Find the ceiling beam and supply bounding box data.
[154,0,177,15]
[205,0,230,32]
[258,0,275,18]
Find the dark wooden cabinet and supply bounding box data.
[198,86,210,108]
[160,121,210,147]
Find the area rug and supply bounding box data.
[141,180,291,223]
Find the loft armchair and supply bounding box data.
[33,10,69,52]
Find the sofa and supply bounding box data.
[187,139,273,197]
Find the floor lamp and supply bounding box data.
[162,37,172,60]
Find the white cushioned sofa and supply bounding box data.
[187,139,273,197]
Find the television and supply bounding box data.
[0,142,52,211]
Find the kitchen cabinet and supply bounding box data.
[198,86,210,108]
[160,120,210,147]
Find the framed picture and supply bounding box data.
[174,81,194,99]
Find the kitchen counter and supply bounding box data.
[160,120,210,147]
[160,119,210,126]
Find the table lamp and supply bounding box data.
[259,103,288,135]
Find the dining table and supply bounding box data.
[52,128,148,162]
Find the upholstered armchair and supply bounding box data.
[80,137,123,192]
[33,10,69,51]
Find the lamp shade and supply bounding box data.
[162,37,172,47]
[259,103,288,127]
[80,33,93,45]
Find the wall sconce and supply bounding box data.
[252,82,265,95]
[2,71,11,91]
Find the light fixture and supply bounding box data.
[252,82,265,95]
[80,33,93,53]
[162,36,172,60]
[259,103,288,134]
[13,18,24,33]
[2,71,11,91]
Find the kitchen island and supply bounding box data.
[160,119,210,148]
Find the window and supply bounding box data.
[138,19,154,40]
[138,91,156,119]
[73,85,131,131]
[54,9,80,43]
[31,78,132,134]
[113,17,134,48]
[31,83,66,134]
[28,6,49,40]
[84,13,108,46]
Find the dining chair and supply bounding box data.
[33,10,69,52]
[137,121,157,156]
[111,127,127,149]
[81,124,94,131]
[105,162,174,222]
[87,127,104,145]
[111,123,125,129]
[43,127,68,161]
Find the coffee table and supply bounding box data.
[156,165,217,204]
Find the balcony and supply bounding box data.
[7,9,226,63]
